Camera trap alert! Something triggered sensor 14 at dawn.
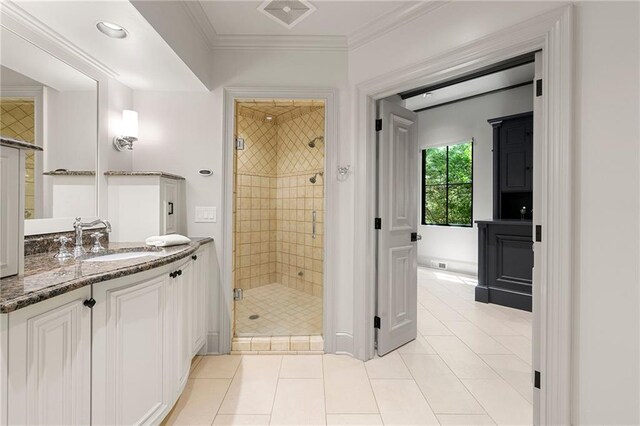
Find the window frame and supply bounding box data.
[421,139,474,227]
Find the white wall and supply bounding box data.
[106,78,133,173]
[416,85,533,275]
[573,2,639,424]
[44,90,97,171]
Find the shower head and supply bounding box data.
[308,136,324,148]
[309,172,324,184]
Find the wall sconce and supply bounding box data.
[113,109,138,151]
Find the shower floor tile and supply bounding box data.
[235,283,322,337]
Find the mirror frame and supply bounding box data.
[2,3,113,234]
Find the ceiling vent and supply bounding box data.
[257,0,316,29]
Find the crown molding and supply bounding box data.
[0,0,118,79]
[212,34,347,51]
[348,1,448,50]
[181,1,217,50]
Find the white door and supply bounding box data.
[92,274,171,425]
[163,179,178,235]
[7,287,91,425]
[170,260,192,396]
[376,99,419,356]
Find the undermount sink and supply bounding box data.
[83,251,161,262]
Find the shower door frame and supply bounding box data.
[221,87,338,354]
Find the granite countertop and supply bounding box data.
[475,219,533,226]
[1,136,44,151]
[104,171,185,180]
[43,170,96,176]
[0,237,212,313]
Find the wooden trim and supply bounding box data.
[399,52,536,99]
[353,5,573,424]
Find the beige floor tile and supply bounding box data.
[419,295,467,322]
[326,414,383,425]
[279,355,323,378]
[370,379,439,425]
[270,378,325,425]
[462,378,532,425]
[437,349,499,380]
[400,353,485,415]
[364,351,412,379]
[396,335,437,354]
[323,355,378,414]
[219,356,282,414]
[213,414,271,425]
[192,355,242,379]
[493,336,532,365]
[436,414,496,425]
[417,309,453,336]
[456,309,521,337]
[189,355,204,375]
[164,379,231,425]
[443,321,512,354]
[480,354,533,403]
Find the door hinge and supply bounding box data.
[375,119,382,132]
[411,232,418,242]
[374,316,381,329]
[233,288,243,301]
[235,137,245,150]
[536,79,542,97]
[534,370,541,389]
[535,225,542,242]
[374,218,382,229]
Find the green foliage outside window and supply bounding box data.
[423,141,473,226]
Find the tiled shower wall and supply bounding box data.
[234,105,324,296]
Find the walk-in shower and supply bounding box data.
[232,99,325,342]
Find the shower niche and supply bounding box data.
[232,100,325,339]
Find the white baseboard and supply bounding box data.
[418,255,477,276]
[206,332,220,354]
[335,332,354,356]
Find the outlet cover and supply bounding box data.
[195,206,216,223]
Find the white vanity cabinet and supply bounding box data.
[191,245,209,354]
[0,146,22,278]
[106,173,185,242]
[3,287,92,426]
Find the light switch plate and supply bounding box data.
[195,206,216,223]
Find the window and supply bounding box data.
[422,140,473,226]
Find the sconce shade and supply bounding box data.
[122,110,138,138]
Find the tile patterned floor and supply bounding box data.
[235,283,323,337]
[166,268,533,425]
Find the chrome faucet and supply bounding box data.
[73,217,112,258]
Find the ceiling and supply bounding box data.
[404,62,536,111]
[12,1,207,91]
[200,1,413,36]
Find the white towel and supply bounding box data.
[145,234,191,247]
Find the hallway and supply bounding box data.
[165,267,533,425]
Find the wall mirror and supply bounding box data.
[0,26,98,228]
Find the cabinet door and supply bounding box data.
[169,260,192,397]
[162,180,178,235]
[191,248,207,354]
[7,287,91,425]
[92,274,170,425]
[499,118,533,192]
[0,147,20,278]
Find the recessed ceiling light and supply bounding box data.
[283,6,292,13]
[423,92,433,98]
[96,21,128,39]
[265,115,273,120]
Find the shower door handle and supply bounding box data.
[312,210,317,239]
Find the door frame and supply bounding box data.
[353,5,573,424]
[220,87,338,354]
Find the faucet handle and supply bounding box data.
[90,232,106,254]
[54,236,73,259]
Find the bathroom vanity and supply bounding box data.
[475,112,534,311]
[0,238,213,425]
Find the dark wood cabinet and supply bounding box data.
[476,112,534,311]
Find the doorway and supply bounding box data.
[231,99,326,351]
